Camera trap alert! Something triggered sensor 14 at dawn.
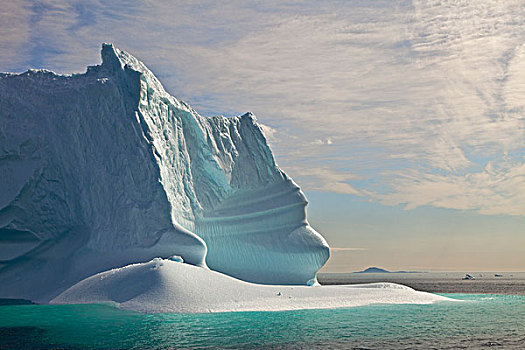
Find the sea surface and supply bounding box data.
[1,293,524,349]
[318,271,525,295]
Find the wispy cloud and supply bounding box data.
[0,0,32,72]
[1,0,523,216]
[375,159,525,216]
[311,138,333,146]
[284,166,364,196]
[330,247,367,252]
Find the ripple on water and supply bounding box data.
[0,294,524,349]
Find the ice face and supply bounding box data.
[0,44,329,302]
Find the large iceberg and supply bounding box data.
[0,44,329,302]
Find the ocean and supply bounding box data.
[1,273,524,349]
[1,294,523,349]
[318,271,525,295]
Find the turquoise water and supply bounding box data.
[1,294,524,349]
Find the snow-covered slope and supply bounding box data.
[0,44,329,302]
[52,259,451,314]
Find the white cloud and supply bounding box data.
[376,158,525,216]
[283,166,363,196]
[0,0,32,71]
[312,138,333,146]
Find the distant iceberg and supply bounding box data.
[0,44,329,303]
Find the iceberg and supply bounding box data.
[0,44,329,303]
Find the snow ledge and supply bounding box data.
[51,259,454,314]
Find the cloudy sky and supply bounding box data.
[2,0,524,271]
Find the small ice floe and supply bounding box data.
[168,255,184,263]
[462,274,475,280]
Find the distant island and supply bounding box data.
[355,267,423,273]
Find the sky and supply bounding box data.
[1,0,523,272]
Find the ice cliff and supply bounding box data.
[0,44,329,302]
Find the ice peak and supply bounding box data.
[241,112,256,121]
[100,43,123,72]
[99,43,176,105]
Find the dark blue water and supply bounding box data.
[1,294,524,349]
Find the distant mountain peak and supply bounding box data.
[354,267,423,273]
[356,267,391,273]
